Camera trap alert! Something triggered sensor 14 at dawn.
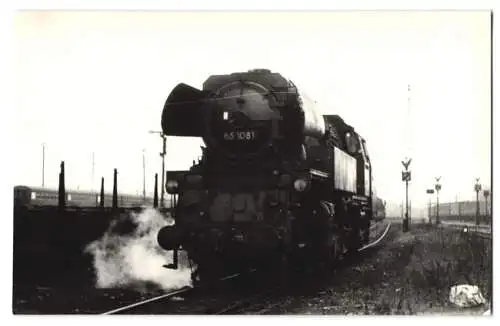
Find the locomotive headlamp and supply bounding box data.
[166,180,179,194]
[293,178,309,192]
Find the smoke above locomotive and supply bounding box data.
[161,69,327,161]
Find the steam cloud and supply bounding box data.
[84,208,192,291]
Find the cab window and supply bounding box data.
[345,132,360,155]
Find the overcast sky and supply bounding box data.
[14,11,491,208]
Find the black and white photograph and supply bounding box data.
[8,5,494,316]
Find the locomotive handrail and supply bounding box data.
[359,222,392,252]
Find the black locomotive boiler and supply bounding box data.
[157,69,374,283]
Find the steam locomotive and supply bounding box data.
[157,69,376,283]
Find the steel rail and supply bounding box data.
[101,222,392,315]
[101,267,258,315]
[101,286,193,315]
[359,222,392,252]
[441,223,492,240]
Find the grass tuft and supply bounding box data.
[378,226,492,314]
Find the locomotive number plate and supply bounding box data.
[223,131,256,141]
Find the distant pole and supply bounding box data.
[426,189,434,224]
[401,158,412,232]
[91,152,95,193]
[405,184,408,228]
[42,143,46,187]
[112,168,118,209]
[435,177,441,225]
[409,200,412,226]
[58,161,66,210]
[154,173,159,208]
[142,149,146,201]
[161,135,166,208]
[401,84,412,232]
[149,130,167,208]
[474,178,481,225]
[405,84,413,154]
[428,197,431,222]
[100,177,104,207]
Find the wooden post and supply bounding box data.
[154,173,159,208]
[100,177,105,207]
[474,179,481,225]
[112,168,118,209]
[58,161,66,210]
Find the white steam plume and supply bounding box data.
[84,208,192,291]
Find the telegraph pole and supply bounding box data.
[400,83,414,232]
[401,158,412,232]
[142,149,146,201]
[435,177,441,225]
[160,135,166,208]
[474,178,481,225]
[112,168,118,209]
[409,200,412,224]
[149,130,167,208]
[42,143,46,187]
[91,152,95,193]
[58,161,66,210]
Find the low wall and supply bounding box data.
[12,206,171,286]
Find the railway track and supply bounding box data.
[100,268,257,315]
[101,221,392,315]
[440,222,492,240]
[466,228,491,240]
[101,286,193,315]
[215,221,393,315]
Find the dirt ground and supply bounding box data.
[13,222,492,315]
[272,223,492,315]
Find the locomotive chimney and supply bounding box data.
[162,83,205,137]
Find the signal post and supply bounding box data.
[474,178,481,225]
[149,130,167,208]
[434,177,441,225]
[401,158,412,232]
[426,189,434,224]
